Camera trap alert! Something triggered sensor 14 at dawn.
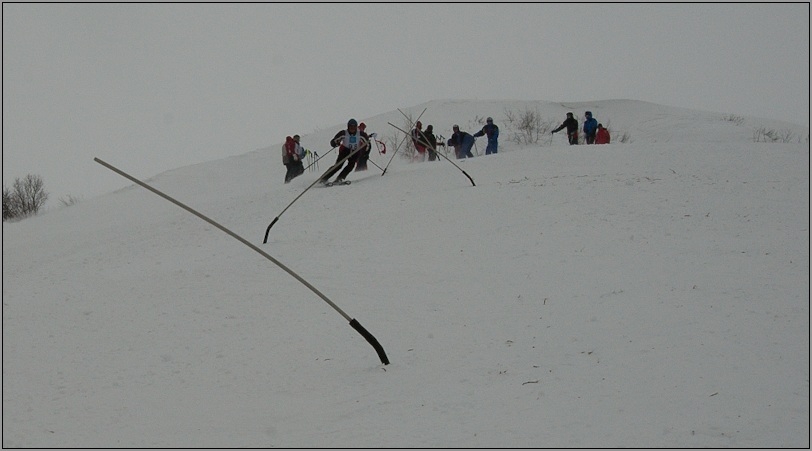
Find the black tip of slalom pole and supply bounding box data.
[349,318,390,365]
[263,217,279,244]
[463,171,476,187]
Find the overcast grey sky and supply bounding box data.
[3,3,809,201]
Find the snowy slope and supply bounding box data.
[3,99,809,448]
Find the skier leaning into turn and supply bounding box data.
[320,118,369,185]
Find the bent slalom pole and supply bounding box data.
[381,107,427,176]
[263,137,369,243]
[387,122,476,187]
[94,157,389,365]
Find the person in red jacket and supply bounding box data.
[283,136,304,183]
[595,123,611,144]
[410,121,429,162]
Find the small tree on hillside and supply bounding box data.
[3,174,49,221]
[503,108,557,145]
[3,185,17,221]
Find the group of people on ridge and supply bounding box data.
[445,117,500,158]
[410,117,500,162]
[284,111,610,184]
[551,111,610,145]
[409,121,441,162]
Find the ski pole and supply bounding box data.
[366,157,385,173]
[303,146,335,173]
[438,135,448,159]
[354,133,385,173]
[375,138,381,155]
[388,121,476,187]
[381,107,427,176]
[94,157,389,365]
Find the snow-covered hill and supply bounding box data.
[3,99,809,447]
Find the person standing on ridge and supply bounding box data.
[473,117,499,154]
[320,119,369,184]
[424,124,442,161]
[583,111,598,144]
[410,120,429,162]
[283,136,305,183]
[595,123,611,144]
[552,112,579,145]
[447,125,475,159]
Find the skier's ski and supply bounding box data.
[325,180,351,187]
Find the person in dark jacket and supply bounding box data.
[447,125,475,159]
[423,124,443,161]
[552,112,579,145]
[320,118,369,184]
[595,123,610,144]
[355,122,374,171]
[583,111,598,144]
[473,117,499,154]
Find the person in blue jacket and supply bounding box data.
[583,111,598,144]
[473,117,499,154]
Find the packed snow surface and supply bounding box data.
[3,99,809,447]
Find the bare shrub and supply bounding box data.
[3,174,49,221]
[616,131,633,143]
[778,129,794,143]
[3,185,17,221]
[59,194,82,207]
[752,127,793,143]
[503,108,556,145]
[382,112,420,161]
